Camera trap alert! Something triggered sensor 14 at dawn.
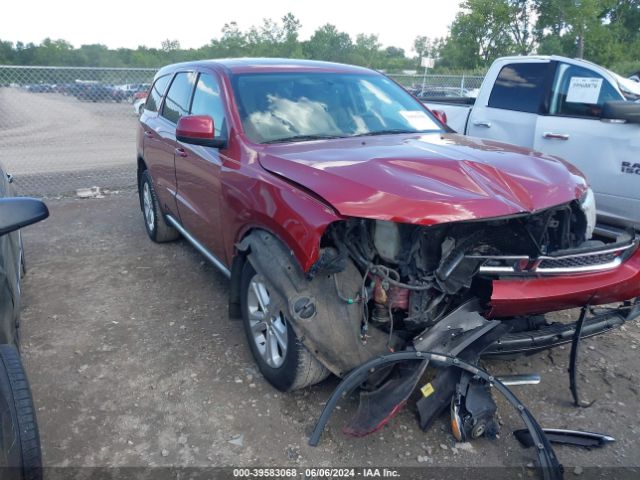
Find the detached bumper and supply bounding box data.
[489,247,640,317]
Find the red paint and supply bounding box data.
[432,109,448,125]
[490,247,640,316]
[137,58,639,317]
[257,133,587,225]
[176,115,214,140]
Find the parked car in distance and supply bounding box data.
[423,55,640,231]
[137,58,640,393]
[409,86,477,100]
[0,165,47,479]
[23,84,54,93]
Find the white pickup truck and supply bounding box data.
[424,55,640,230]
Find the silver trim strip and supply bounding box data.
[496,374,541,386]
[166,215,231,278]
[474,240,637,276]
[536,257,622,274]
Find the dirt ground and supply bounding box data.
[17,190,640,477]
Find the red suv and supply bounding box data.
[137,59,640,392]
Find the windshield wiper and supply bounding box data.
[262,134,347,144]
[351,129,425,137]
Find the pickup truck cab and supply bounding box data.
[424,55,640,230]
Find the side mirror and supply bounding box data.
[0,197,49,236]
[176,115,226,148]
[432,109,448,125]
[601,101,640,124]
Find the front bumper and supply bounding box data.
[489,245,640,317]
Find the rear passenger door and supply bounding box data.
[467,60,554,148]
[141,74,179,216]
[174,72,228,259]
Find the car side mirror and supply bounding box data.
[601,101,640,124]
[431,109,448,126]
[0,197,49,236]
[176,115,226,148]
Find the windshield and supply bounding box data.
[231,72,442,143]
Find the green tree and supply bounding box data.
[219,22,248,57]
[438,0,515,70]
[535,0,609,59]
[353,34,381,67]
[303,24,353,63]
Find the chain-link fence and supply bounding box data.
[0,65,483,197]
[0,66,157,196]
[388,73,485,99]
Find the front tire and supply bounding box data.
[240,262,329,391]
[0,345,42,480]
[139,170,179,243]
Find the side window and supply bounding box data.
[549,63,623,118]
[161,72,197,124]
[190,73,227,137]
[488,63,549,113]
[145,75,171,113]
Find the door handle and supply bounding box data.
[175,147,188,158]
[144,130,154,138]
[543,132,570,140]
[473,121,492,128]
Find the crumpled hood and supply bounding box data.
[258,133,588,225]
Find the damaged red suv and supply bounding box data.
[137,59,640,393]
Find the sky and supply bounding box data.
[1,0,461,55]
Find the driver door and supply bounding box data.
[534,62,640,229]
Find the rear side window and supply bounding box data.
[145,75,171,113]
[161,72,197,124]
[190,73,227,137]
[549,63,623,118]
[488,63,549,113]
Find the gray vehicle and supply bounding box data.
[0,166,48,480]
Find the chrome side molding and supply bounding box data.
[165,215,231,279]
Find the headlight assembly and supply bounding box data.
[580,188,597,240]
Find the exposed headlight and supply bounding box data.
[580,188,597,240]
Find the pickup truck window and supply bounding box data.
[145,74,171,113]
[190,73,227,138]
[488,63,549,114]
[161,72,197,124]
[231,72,441,144]
[549,63,624,119]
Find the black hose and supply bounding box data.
[308,351,563,480]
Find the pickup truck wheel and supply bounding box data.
[240,262,329,391]
[0,344,42,480]
[140,170,179,243]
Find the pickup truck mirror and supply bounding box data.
[0,197,49,236]
[601,101,640,124]
[176,115,226,148]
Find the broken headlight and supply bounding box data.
[580,188,596,240]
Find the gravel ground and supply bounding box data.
[17,191,640,478]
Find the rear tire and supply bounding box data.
[240,262,329,391]
[0,344,42,480]
[139,170,179,243]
